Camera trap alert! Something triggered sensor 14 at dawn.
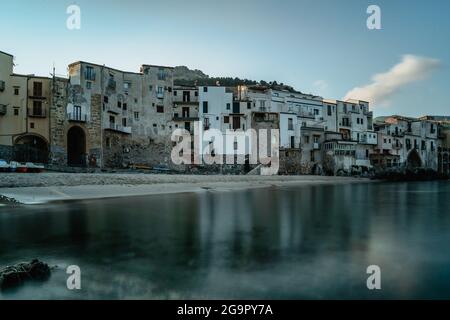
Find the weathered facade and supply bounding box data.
[1,49,449,175]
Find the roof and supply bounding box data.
[0,50,14,58]
[141,64,174,70]
[68,61,142,75]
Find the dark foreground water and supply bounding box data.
[1,181,449,299]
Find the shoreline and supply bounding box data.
[0,173,373,205]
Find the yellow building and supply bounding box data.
[0,51,51,163]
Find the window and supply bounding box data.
[14,108,19,116]
[85,66,95,81]
[86,81,92,90]
[203,101,208,113]
[327,105,332,116]
[157,105,164,113]
[247,102,251,109]
[226,103,231,110]
[124,82,131,90]
[360,118,364,125]
[203,87,208,93]
[118,101,122,109]
[134,112,139,120]
[174,90,177,96]
[123,103,127,110]
[149,85,153,91]
[157,68,166,81]
[314,109,319,115]
[14,87,19,95]
[288,118,293,130]
[122,118,127,127]
[104,96,109,103]
[30,122,34,129]
[157,86,164,96]
[224,116,230,124]
[33,82,43,97]
[304,136,310,144]
[33,101,43,116]
[195,91,198,97]
[109,116,115,124]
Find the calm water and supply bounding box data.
[0,181,449,299]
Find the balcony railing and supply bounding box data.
[28,108,46,118]
[107,123,132,134]
[173,116,199,122]
[68,112,88,122]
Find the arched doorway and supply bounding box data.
[407,149,422,168]
[67,126,86,166]
[14,135,49,163]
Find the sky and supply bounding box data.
[1,0,449,117]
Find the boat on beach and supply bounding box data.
[0,161,45,173]
[26,162,45,173]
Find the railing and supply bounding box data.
[28,108,46,117]
[68,112,88,122]
[173,116,199,121]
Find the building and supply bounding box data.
[373,115,441,170]
[172,86,199,133]
[0,51,53,163]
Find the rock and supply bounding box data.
[0,259,51,291]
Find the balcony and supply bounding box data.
[392,143,403,150]
[157,92,164,99]
[173,115,199,122]
[339,121,352,128]
[106,123,131,134]
[0,104,6,115]
[28,108,46,118]
[298,111,315,119]
[68,112,88,122]
[105,105,120,114]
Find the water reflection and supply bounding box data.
[0,181,449,299]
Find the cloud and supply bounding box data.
[344,55,440,108]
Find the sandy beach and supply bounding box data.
[0,173,373,204]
